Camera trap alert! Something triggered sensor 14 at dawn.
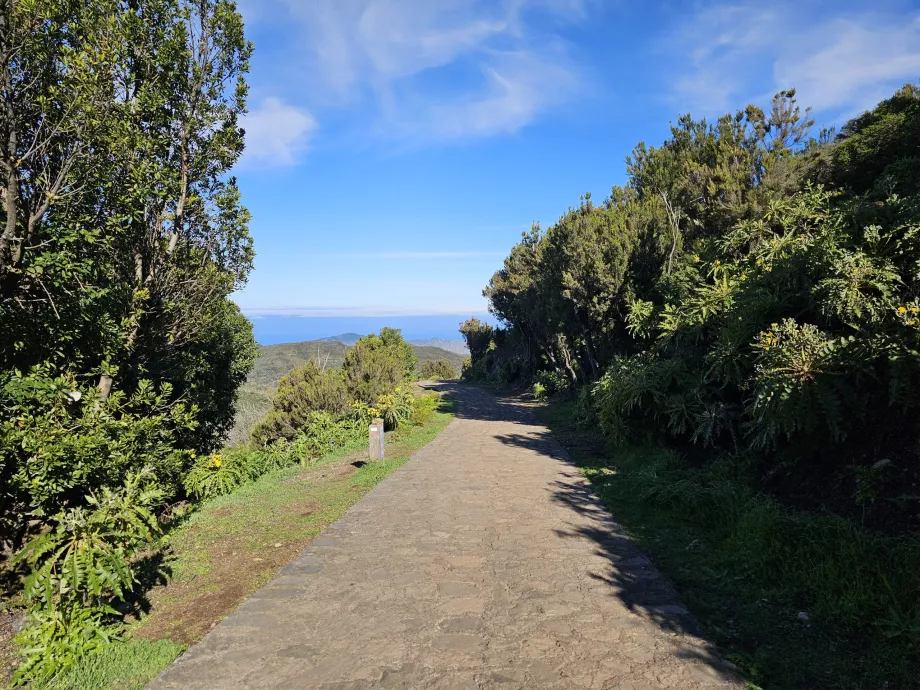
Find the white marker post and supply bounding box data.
[369,417,385,460]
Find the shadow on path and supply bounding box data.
[427,379,740,684]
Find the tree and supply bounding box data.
[0,0,257,544]
[344,331,412,404]
[420,359,458,380]
[459,318,494,362]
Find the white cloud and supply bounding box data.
[245,0,585,143]
[666,3,920,119]
[242,305,490,317]
[241,97,317,166]
[344,250,504,259]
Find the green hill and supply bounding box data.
[226,339,465,445]
[247,340,349,388]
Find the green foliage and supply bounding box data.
[474,83,920,490]
[13,604,117,687]
[0,1,258,682]
[419,359,458,379]
[532,382,547,401]
[253,329,419,446]
[252,362,350,445]
[379,327,419,381]
[408,392,441,427]
[11,470,165,686]
[344,331,415,405]
[1,368,194,549]
[16,469,163,609]
[183,453,249,501]
[35,639,185,690]
[373,387,415,431]
[458,318,494,362]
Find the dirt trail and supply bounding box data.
[149,383,740,689]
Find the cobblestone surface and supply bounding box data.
[149,383,741,689]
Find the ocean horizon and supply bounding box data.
[244,313,496,346]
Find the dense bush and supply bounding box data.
[252,362,350,445]
[12,469,165,684]
[419,359,458,379]
[256,330,418,445]
[468,84,920,515]
[0,369,195,551]
[345,330,417,404]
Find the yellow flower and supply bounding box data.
[771,322,778,328]
[715,259,721,265]
[764,346,771,351]
[212,454,222,468]
[911,306,919,313]
[897,306,907,314]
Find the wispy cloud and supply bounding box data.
[243,305,491,317]
[241,97,317,166]
[328,250,504,259]
[664,2,920,119]
[242,0,587,145]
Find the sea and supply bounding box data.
[246,314,496,346]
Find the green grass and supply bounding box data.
[40,394,456,689]
[34,640,185,690]
[536,399,920,690]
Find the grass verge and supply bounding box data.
[535,398,920,690]
[33,393,455,690]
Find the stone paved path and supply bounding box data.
[150,383,741,689]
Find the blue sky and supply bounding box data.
[232,0,920,322]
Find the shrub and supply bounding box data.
[288,411,363,459]
[13,604,116,686]
[12,470,165,686]
[15,469,164,610]
[252,362,350,445]
[1,369,195,552]
[419,359,458,379]
[183,453,248,500]
[374,387,415,430]
[344,332,414,404]
[409,393,440,427]
[379,327,419,381]
[535,370,570,397]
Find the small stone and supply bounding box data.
[253,557,264,562]
[67,391,82,402]
[686,539,701,550]
[274,542,282,547]
[797,611,810,622]
[872,458,891,470]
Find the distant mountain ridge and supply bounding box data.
[317,332,469,356]
[316,332,363,346]
[408,338,469,356]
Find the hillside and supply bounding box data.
[248,339,464,390]
[226,339,465,445]
[408,338,468,355]
[247,340,349,388]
